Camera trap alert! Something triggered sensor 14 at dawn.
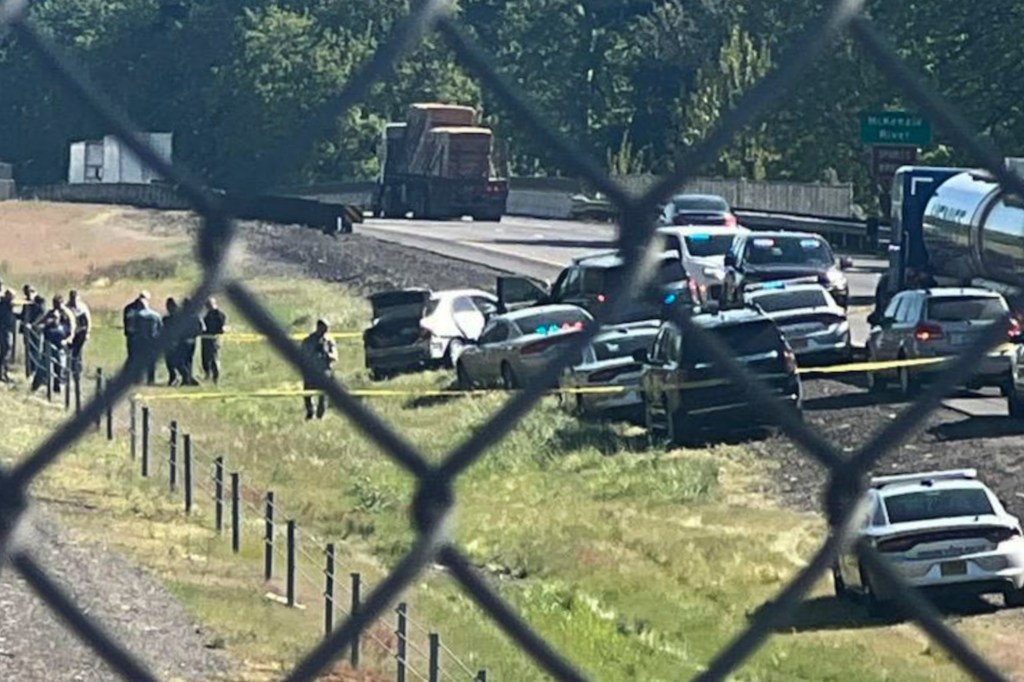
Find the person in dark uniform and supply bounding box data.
[300,318,337,420]
[163,297,180,386]
[177,296,204,386]
[31,311,71,394]
[201,297,227,384]
[123,291,149,368]
[0,289,16,383]
[68,290,91,380]
[21,292,46,379]
[132,295,163,385]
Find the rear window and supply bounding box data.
[684,234,736,257]
[514,308,591,335]
[744,236,833,266]
[927,296,1007,322]
[581,260,687,293]
[593,331,657,361]
[684,320,781,362]
[884,488,994,524]
[752,289,830,312]
[673,196,729,212]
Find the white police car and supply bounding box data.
[833,469,1024,615]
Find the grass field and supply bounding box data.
[0,236,989,682]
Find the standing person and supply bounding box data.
[19,287,43,377]
[162,297,180,386]
[0,290,16,383]
[31,312,71,394]
[122,291,149,367]
[300,318,337,420]
[67,290,91,381]
[22,293,46,379]
[131,295,163,385]
[177,297,204,386]
[201,297,227,384]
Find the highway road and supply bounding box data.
[360,215,884,343]
[359,216,1010,418]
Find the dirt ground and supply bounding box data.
[0,202,192,279]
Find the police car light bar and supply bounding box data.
[744,275,820,292]
[870,469,977,489]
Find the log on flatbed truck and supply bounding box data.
[373,103,508,221]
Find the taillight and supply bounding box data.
[596,293,607,303]
[782,347,798,373]
[724,213,738,227]
[914,322,944,342]
[521,338,560,356]
[877,536,918,553]
[986,527,1021,544]
[1009,317,1022,340]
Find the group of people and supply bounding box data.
[121,292,228,386]
[0,280,91,393]
[2,279,340,419]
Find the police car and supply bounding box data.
[743,278,851,364]
[833,469,1024,615]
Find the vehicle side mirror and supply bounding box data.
[724,253,737,268]
[839,256,854,271]
[632,348,649,363]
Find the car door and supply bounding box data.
[467,319,509,385]
[551,266,583,307]
[450,295,487,341]
[839,491,881,591]
[872,294,907,360]
[893,292,924,357]
[497,276,548,312]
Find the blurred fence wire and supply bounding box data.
[0,0,1021,680]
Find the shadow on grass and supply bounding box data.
[552,421,650,456]
[771,592,1002,633]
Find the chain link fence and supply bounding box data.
[1,0,1022,680]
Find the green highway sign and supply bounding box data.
[860,111,932,146]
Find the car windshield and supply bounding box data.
[744,236,834,266]
[927,296,1007,322]
[753,289,831,312]
[514,309,591,335]
[884,488,995,524]
[684,234,735,257]
[584,259,687,293]
[673,196,728,212]
[684,320,780,363]
[593,331,657,361]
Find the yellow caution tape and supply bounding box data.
[797,356,948,375]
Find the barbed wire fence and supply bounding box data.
[1,0,1022,680]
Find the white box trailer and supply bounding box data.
[68,133,173,184]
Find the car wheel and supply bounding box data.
[1005,589,1024,608]
[370,368,387,382]
[665,401,689,446]
[1007,377,1024,419]
[897,352,918,398]
[866,347,886,393]
[832,565,850,600]
[501,362,519,390]
[456,361,472,390]
[445,339,465,369]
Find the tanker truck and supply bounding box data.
[880,165,1024,310]
[373,103,509,221]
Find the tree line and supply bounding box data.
[1,0,1021,209]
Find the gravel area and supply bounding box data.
[241,222,505,293]
[0,511,229,682]
[752,377,1024,520]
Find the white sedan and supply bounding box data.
[656,225,748,302]
[420,289,500,368]
[834,469,1024,616]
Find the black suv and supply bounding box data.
[497,250,697,323]
[722,231,853,308]
[637,307,802,444]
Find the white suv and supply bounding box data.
[833,469,1024,616]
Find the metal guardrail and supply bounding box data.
[1,2,1021,682]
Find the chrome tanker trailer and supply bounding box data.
[920,169,1024,298]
